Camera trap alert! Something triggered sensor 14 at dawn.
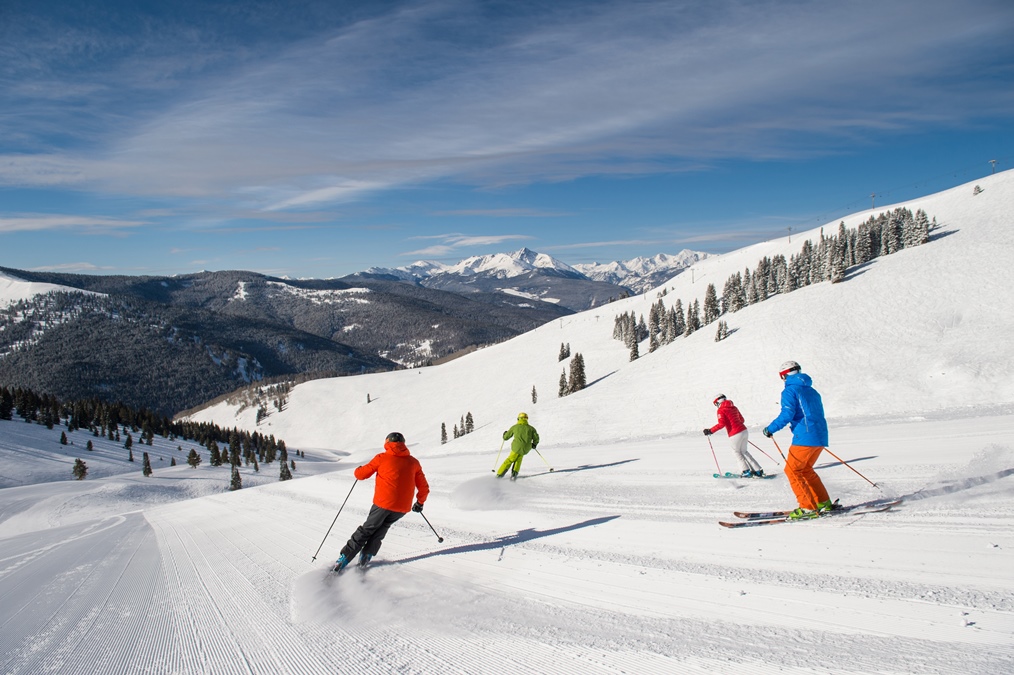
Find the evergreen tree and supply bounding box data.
[171,456,177,466]
[714,320,729,342]
[60,431,68,445]
[290,459,296,471]
[703,284,720,324]
[230,465,242,491]
[187,448,201,468]
[86,440,93,451]
[568,353,587,392]
[671,300,685,337]
[73,458,88,480]
[124,433,133,450]
[558,370,569,397]
[279,460,292,481]
[142,451,153,477]
[453,424,459,439]
[465,412,474,434]
[441,423,448,445]
[629,339,639,361]
[209,440,222,466]
[531,386,538,404]
[129,448,134,462]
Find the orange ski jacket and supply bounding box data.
[354,441,430,513]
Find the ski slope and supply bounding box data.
[2,172,1013,673]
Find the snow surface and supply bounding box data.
[0,271,103,308]
[2,173,1014,673]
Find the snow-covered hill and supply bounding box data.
[2,172,1013,673]
[0,269,103,307]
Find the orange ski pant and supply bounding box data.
[785,444,830,510]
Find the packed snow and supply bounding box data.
[2,173,1014,673]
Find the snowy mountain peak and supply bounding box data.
[445,248,579,278]
[573,249,708,292]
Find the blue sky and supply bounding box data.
[2,0,1012,279]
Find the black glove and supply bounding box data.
[702,429,713,436]
[532,444,537,450]
[412,502,424,513]
[762,427,772,438]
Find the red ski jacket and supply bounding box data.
[355,441,429,513]
[709,399,747,437]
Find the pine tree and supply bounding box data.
[290,459,296,471]
[465,412,474,434]
[142,451,153,477]
[171,456,177,467]
[441,423,448,445]
[60,431,68,445]
[531,386,538,404]
[230,465,242,491]
[124,433,133,450]
[703,284,719,324]
[568,353,587,392]
[453,424,459,439]
[629,339,639,361]
[714,320,729,342]
[279,460,292,481]
[558,370,569,397]
[187,448,201,468]
[129,448,134,462]
[209,440,222,466]
[73,458,88,480]
[86,440,93,451]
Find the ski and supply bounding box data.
[721,499,902,528]
[713,472,777,480]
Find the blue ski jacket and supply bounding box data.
[766,372,829,447]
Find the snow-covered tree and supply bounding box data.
[558,370,569,397]
[703,284,719,324]
[568,353,587,393]
[441,423,448,444]
[230,465,242,491]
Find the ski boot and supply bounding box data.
[816,499,840,514]
[751,469,765,478]
[358,552,373,569]
[510,470,519,481]
[741,469,752,478]
[332,554,350,573]
[788,507,819,520]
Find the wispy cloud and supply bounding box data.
[0,214,146,234]
[30,262,115,273]
[402,232,532,257]
[433,208,572,218]
[2,0,1012,212]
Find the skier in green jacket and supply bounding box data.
[496,412,540,480]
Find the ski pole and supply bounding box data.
[310,479,356,562]
[418,511,444,543]
[706,436,723,474]
[534,448,554,472]
[491,438,506,473]
[770,436,788,462]
[748,439,781,466]
[823,447,881,490]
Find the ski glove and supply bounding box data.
[762,427,772,438]
[532,444,537,450]
[702,428,713,436]
[412,502,424,513]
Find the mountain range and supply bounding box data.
[355,247,707,308]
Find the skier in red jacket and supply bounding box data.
[704,394,764,478]
[333,432,429,572]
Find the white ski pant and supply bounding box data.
[729,430,761,473]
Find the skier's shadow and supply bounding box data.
[816,455,876,470]
[523,458,640,478]
[901,467,1014,502]
[382,515,621,567]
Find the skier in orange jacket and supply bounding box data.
[333,432,429,572]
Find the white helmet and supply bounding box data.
[779,361,801,379]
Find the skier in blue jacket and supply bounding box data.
[762,361,835,519]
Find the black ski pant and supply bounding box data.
[340,504,406,559]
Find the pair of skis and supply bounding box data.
[713,472,776,480]
[719,499,902,528]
